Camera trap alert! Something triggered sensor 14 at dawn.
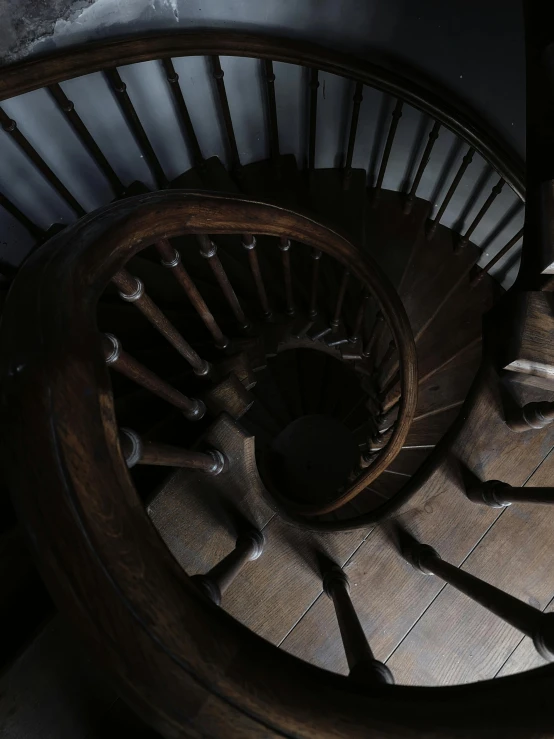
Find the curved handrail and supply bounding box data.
[1,194,552,736]
[0,191,417,518]
[0,29,524,201]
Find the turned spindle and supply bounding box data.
[324,566,394,686]
[402,535,554,660]
[193,530,265,605]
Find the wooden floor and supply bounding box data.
[219,365,554,687]
[4,370,554,739]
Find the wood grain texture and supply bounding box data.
[413,340,482,420]
[499,291,554,381]
[281,460,499,674]
[148,413,274,577]
[224,516,371,645]
[496,601,554,677]
[204,373,254,420]
[387,460,554,685]
[282,365,554,675]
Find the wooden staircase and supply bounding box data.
[1,26,554,739]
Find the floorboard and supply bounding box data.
[280,367,554,680]
[386,449,554,685]
[223,516,371,644]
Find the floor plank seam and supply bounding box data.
[382,440,554,667]
[492,594,554,678]
[276,525,377,648]
[383,506,509,665]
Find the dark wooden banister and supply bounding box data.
[1,36,553,735]
[1,190,416,517]
[0,30,524,202]
[2,212,553,737]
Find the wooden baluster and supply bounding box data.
[360,448,380,468]
[427,146,475,240]
[471,227,523,286]
[155,239,229,349]
[211,56,241,175]
[111,270,211,376]
[279,237,295,316]
[506,400,554,432]
[192,530,264,605]
[373,99,403,202]
[242,233,272,319]
[105,68,168,189]
[402,534,554,660]
[263,60,280,169]
[373,340,396,378]
[103,334,205,420]
[377,399,400,429]
[0,192,44,239]
[330,268,350,330]
[456,177,505,252]
[161,58,204,168]
[349,291,369,343]
[379,369,400,403]
[197,235,250,329]
[119,428,225,472]
[308,248,322,319]
[343,82,364,189]
[465,479,554,507]
[0,106,85,216]
[294,247,321,339]
[308,68,319,171]
[48,83,125,196]
[324,566,394,686]
[371,422,395,447]
[362,312,385,358]
[404,120,441,215]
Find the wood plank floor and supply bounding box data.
[4,368,554,739]
[228,366,554,686]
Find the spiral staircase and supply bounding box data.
[1,23,554,739]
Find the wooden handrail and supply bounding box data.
[1,189,416,517]
[2,232,553,737]
[0,30,524,201]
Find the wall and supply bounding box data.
[0,0,525,287]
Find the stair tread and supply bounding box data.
[414,340,482,420]
[309,168,366,246]
[414,275,494,381]
[363,190,430,289]
[398,221,488,340]
[240,154,310,210]
[222,514,369,645]
[199,156,241,193]
[148,414,274,576]
[281,366,554,680]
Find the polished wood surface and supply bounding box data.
[1,24,549,738]
[323,566,394,686]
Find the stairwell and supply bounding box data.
[2,6,554,739]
